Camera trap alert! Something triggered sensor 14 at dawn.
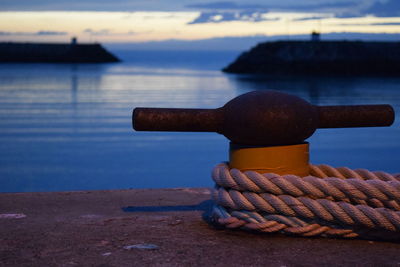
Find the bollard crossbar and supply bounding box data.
[133,91,394,146]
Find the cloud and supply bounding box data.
[292,15,331,21]
[286,1,358,11]
[363,0,400,17]
[186,1,275,24]
[370,22,400,25]
[1,0,399,20]
[0,0,186,11]
[83,28,111,36]
[186,1,364,22]
[188,11,279,24]
[186,1,267,10]
[0,30,67,36]
[186,1,400,22]
[334,22,400,26]
[36,30,68,35]
[0,0,365,13]
[186,1,358,13]
[276,1,363,18]
[185,1,377,24]
[0,31,17,36]
[83,28,137,36]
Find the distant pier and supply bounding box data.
[0,39,120,63]
[223,40,400,76]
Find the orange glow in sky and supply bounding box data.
[0,11,399,43]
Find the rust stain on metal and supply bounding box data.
[133,91,394,146]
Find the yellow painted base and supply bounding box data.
[229,143,310,176]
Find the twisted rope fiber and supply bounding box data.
[211,163,400,240]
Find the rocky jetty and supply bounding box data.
[223,41,400,76]
[0,42,120,63]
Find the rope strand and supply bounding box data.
[212,163,400,240]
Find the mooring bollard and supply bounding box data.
[133,91,394,175]
[132,90,400,240]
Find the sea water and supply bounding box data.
[0,50,399,192]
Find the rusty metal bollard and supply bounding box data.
[132,91,394,176]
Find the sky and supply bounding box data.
[0,0,399,45]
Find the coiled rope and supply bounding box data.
[211,163,400,240]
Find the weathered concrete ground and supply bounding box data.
[1,188,399,266]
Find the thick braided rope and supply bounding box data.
[211,163,400,240]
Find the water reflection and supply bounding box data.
[227,74,400,106]
[0,60,399,193]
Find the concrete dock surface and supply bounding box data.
[1,188,399,266]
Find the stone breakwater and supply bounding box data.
[0,42,120,63]
[223,41,400,76]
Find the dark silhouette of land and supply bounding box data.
[223,40,400,76]
[0,42,120,63]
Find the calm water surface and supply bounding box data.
[0,50,399,192]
